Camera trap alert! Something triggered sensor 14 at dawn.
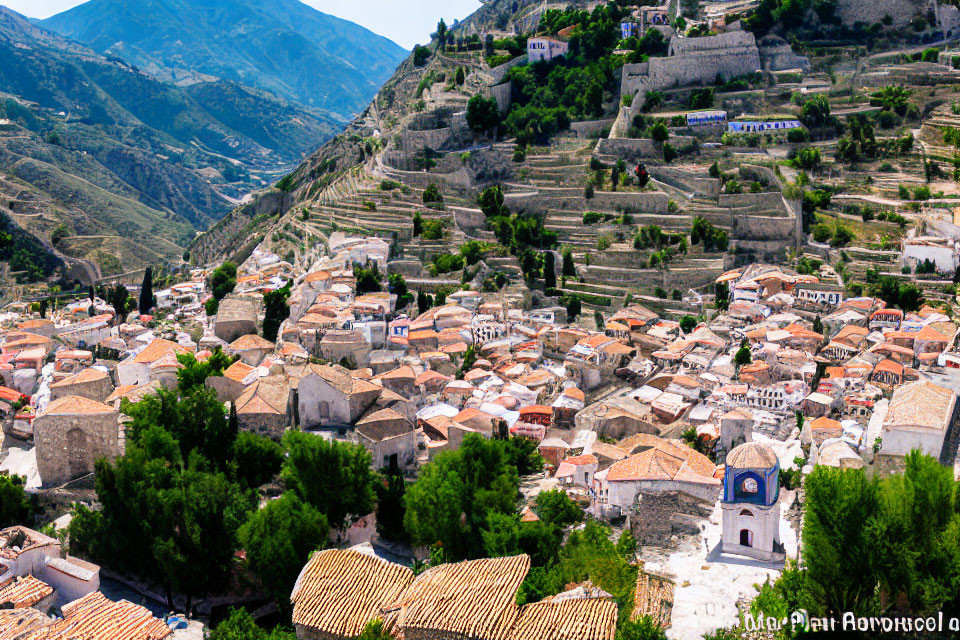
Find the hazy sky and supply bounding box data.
[0,0,483,49]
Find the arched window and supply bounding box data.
[739,509,754,517]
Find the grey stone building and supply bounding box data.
[34,396,121,487]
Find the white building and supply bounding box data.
[528,37,569,62]
[901,237,959,275]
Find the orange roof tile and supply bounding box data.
[132,339,190,364]
[40,396,115,416]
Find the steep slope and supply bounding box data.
[0,6,350,278]
[40,0,408,120]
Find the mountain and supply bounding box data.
[40,0,409,120]
[0,6,346,278]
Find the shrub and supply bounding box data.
[787,127,810,143]
[423,183,444,204]
[582,211,603,224]
[432,253,465,274]
[421,220,445,240]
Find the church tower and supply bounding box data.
[721,442,785,563]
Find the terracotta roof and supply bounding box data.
[519,405,552,416]
[229,334,275,351]
[356,408,414,441]
[873,359,903,376]
[21,591,170,640]
[562,454,598,466]
[563,387,585,402]
[397,555,530,639]
[884,381,955,432]
[50,368,109,388]
[810,416,842,433]
[607,443,718,485]
[132,338,189,364]
[292,549,414,636]
[0,575,53,608]
[509,599,617,640]
[415,369,450,386]
[725,442,778,469]
[40,396,115,416]
[0,608,49,638]
[236,377,289,416]
[307,364,381,396]
[223,361,255,383]
[376,366,416,381]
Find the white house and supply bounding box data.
[901,237,959,275]
[879,380,955,458]
[528,37,569,62]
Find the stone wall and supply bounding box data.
[628,489,714,547]
[836,0,925,28]
[650,167,721,198]
[35,410,120,487]
[718,191,785,211]
[620,31,762,98]
[485,81,513,112]
[569,118,616,139]
[401,127,454,153]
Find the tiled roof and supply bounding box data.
[50,368,108,388]
[726,442,778,469]
[40,396,114,416]
[291,549,414,636]
[236,377,289,416]
[307,364,381,396]
[229,334,275,351]
[0,608,48,638]
[223,361,255,383]
[0,575,53,608]
[21,591,170,640]
[397,555,530,639]
[810,416,842,433]
[885,381,955,432]
[132,339,189,364]
[509,599,617,640]
[607,442,718,485]
[356,408,414,441]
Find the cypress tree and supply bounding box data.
[544,252,557,291]
[139,267,153,314]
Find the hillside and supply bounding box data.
[0,5,354,279]
[40,0,409,120]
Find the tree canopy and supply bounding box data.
[404,433,520,559]
[281,432,378,528]
[239,492,328,607]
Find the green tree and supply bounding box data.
[376,471,408,541]
[122,385,236,471]
[679,315,697,333]
[404,433,519,559]
[233,431,284,489]
[0,475,32,528]
[359,619,393,640]
[544,252,557,290]
[108,283,132,321]
[562,247,576,277]
[466,95,501,138]
[436,19,447,51]
[139,267,153,314]
[534,489,583,527]
[734,340,752,367]
[175,349,237,393]
[262,280,292,342]
[211,262,238,301]
[477,185,508,218]
[281,432,378,528]
[615,616,667,640]
[423,183,444,205]
[799,94,831,129]
[802,466,881,615]
[239,492,328,607]
[211,608,297,640]
[649,122,669,143]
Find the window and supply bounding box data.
[740,529,753,547]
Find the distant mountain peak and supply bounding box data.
[40,0,408,120]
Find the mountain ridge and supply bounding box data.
[40,0,409,120]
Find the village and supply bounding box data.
[4,0,960,639]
